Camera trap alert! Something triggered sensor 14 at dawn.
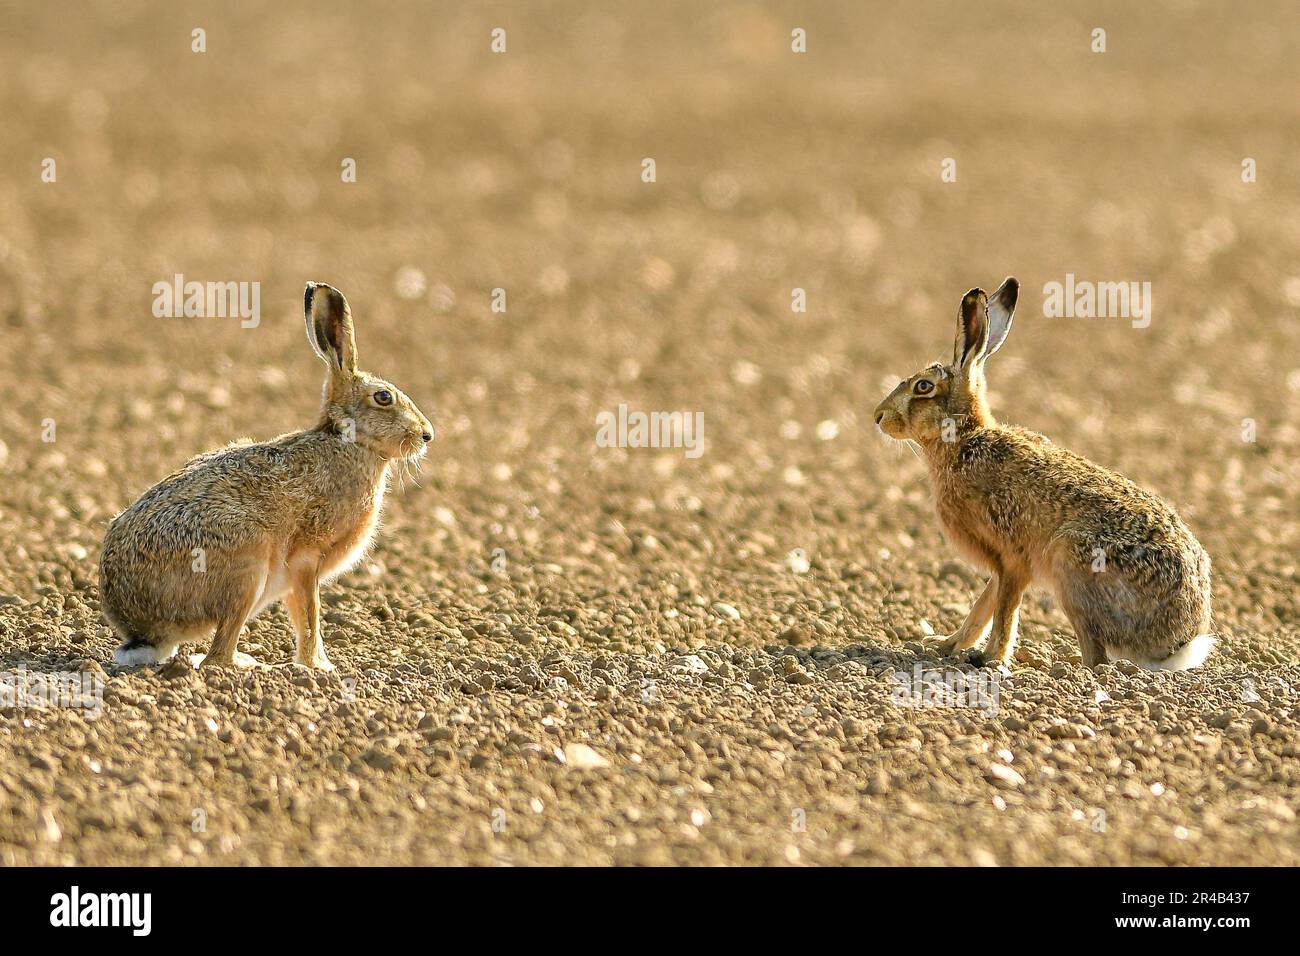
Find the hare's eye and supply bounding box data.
[373,389,394,407]
[913,380,934,395]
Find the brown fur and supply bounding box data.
[873,278,1213,671]
[100,283,433,669]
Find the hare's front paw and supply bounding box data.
[931,634,969,656]
[293,654,335,672]
[194,651,261,669]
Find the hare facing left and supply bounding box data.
[873,278,1213,673]
[100,283,434,670]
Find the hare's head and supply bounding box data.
[873,277,1018,445]
[305,282,434,462]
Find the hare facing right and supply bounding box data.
[873,278,1214,672]
[100,283,433,670]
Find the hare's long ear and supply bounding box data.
[304,282,357,376]
[983,276,1018,358]
[954,288,989,370]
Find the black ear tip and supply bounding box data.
[960,288,987,313]
[304,281,346,316]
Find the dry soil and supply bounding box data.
[1,1,1298,865]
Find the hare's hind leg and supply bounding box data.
[933,576,997,654]
[1055,593,1112,668]
[285,559,333,671]
[1075,626,1109,668]
[201,605,258,668]
[1051,541,1138,669]
[1056,581,1136,668]
[199,558,269,668]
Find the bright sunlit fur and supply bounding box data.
[873,278,1213,671]
[101,282,433,670]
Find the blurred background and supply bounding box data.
[2,1,1297,611]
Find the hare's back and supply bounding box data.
[106,441,300,555]
[963,426,1196,550]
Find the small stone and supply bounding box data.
[160,656,194,681]
[987,763,1026,789]
[562,743,610,770]
[780,626,812,646]
[712,602,741,621]
[39,809,62,843]
[1046,722,1096,740]
[77,658,108,679]
[361,747,397,771]
[670,655,709,675]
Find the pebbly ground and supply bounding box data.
[1,1,1299,865]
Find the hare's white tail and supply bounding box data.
[1106,633,1215,672]
[113,641,178,667]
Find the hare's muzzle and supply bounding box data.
[873,404,906,439]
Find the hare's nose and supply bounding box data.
[421,430,433,443]
[874,412,885,425]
